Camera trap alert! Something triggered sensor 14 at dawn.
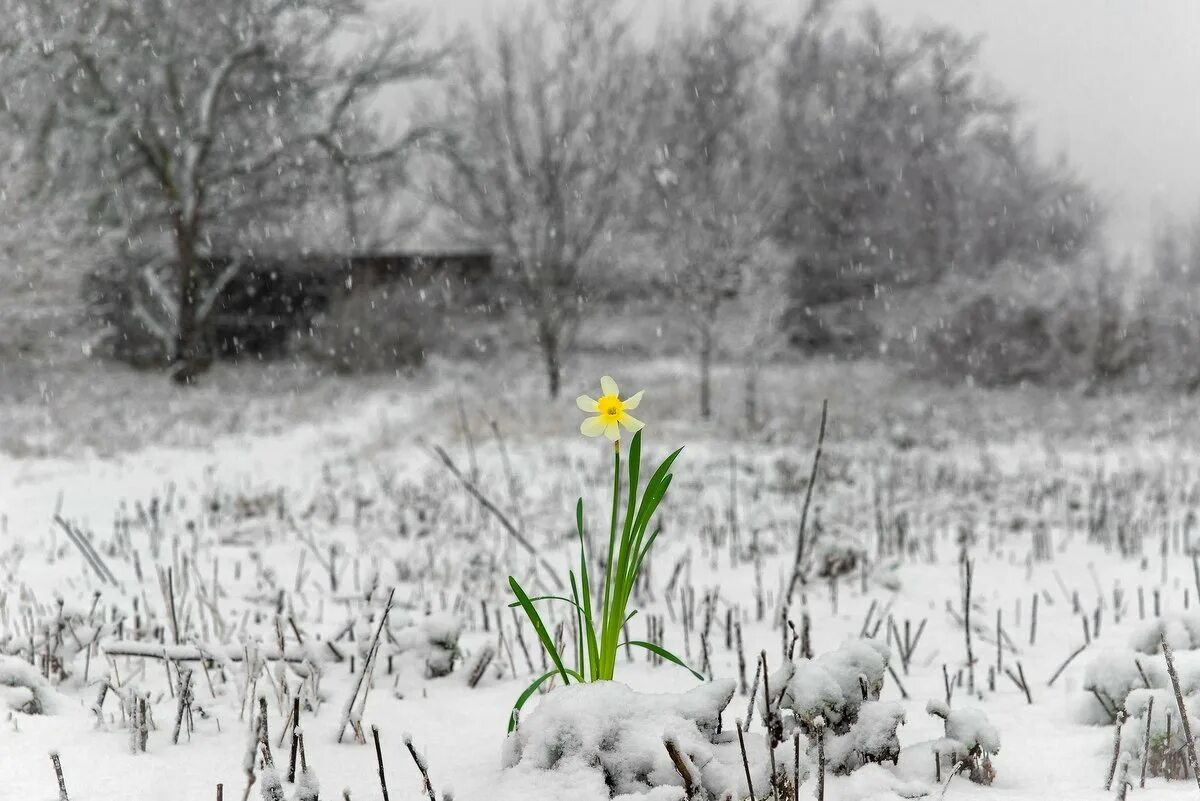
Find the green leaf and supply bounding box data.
[627,449,683,561]
[569,571,585,676]
[624,431,642,540]
[507,666,583,733]
[601,449,622,624]
[625,526,661,605]
[622,472,673,597]
[621,640,704,681]
[510,576,572,685]
[506,595,585,613]
[576,500,600,680]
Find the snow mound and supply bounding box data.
[0,655,66,714]
[826,700,905,773]
[837,763,930,801]
[1119,687,1200,781]
[504,679,787,798]
[1128,615,1200,654]
[1080,647,1200,723]
[769,640,905,777]
[926,700,999,785]
[779,638,892,737]
[781,659,845,728]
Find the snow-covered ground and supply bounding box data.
[4,357,1200,800]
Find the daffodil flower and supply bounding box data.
[577,375,644,443]
[507,376,694,729]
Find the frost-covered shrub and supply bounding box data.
[412,614,463,678]
[779,659,845,733]
[926,700,1000,785]
[82,257,175,368]
[1119,688,1200,781]
[294,767,320,801]
[1128,615,1200,655]
[1081,646,1200,723]
[504,680,803,799]
[1082,649,1153,724]
[917,265,1083,388]
[825,701,905,774]
[812,542,863,581]
[757,662,796,747]
[0,656,64,715]
[815,640,890,717]
[259,766,285,801]
[778,639,891,738]
[772,640,902,777]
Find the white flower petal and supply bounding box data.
[619,413,644,432]
[600,375,619,397]
[622,390,644,410]
[603,421,620,442]
[580,416,607,437]
[576,395,598,412]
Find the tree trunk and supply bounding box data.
[339,164,360,253]
[743,361,758,430]
[699,324,713,419]
[539,324,562,399]
[170,213,207,385]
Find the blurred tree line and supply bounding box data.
[10,0,1182,408]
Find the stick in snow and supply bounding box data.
[1105,710,1127,790]
[1047,642,1089,687]
[664,738,700,800]
[427,444,562,590]
[1161,633,1200,791]
[337,588,395,743]
[1140,696,1154,788]
[786,400,828,604]
[404,734,437,801]
[736,719,756,801]
[287,699,300,783]
[372,726,390,801]
[794,729,803,801]
[814,717,827,801]
[50,752,69,801]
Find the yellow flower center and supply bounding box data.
[597,395,624,421]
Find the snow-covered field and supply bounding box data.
[5,356,1200,800]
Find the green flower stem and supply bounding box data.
[599,444,621,679]
[507,431,697,728]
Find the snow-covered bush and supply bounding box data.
[1128,615,1200,655]
[816,639,890,709]
[411,613,463,678]
[775,640,902,775]
[778,659,845,733]
[1118,688,1200,781]
[1082,649,1153,724]
[812,542,863,581]
[503,679,805,798]
[916,264,1088,388]
[825,701,905,774]
[1081,646,1200,723]
[926,700,1000,785]
[0,656,64,715]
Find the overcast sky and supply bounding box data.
[414,0,1200,256]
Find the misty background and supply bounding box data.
[3,0,1200,454]
[426,0,1200,252]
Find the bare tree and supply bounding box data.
[645,2,780,419]
[775,3,1099,327]
[430,0,655,398]
[9,0,444,381]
